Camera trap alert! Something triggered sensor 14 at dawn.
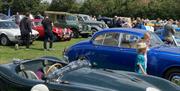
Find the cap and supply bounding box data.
[31,84,49,91]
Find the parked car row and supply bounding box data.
[64,28,180,85]
[32,19,72,41]
[0,56,179,91]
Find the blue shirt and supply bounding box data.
[135,54,146,74]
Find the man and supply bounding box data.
[19,12,32,49]
[163,19,176,44]
[42,14,54,51]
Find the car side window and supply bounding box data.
[120,33,140,48]
[102,32,120,47]
[93,34,105,45]
[93,32,120,47]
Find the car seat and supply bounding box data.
[18,64,39,80]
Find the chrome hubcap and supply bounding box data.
[171,75,180,85]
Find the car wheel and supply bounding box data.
[53,34,58,41]
[67,37,71,41]
[0,35,10,46]
[164,68,180,85]
[72,29,79,38]
[81,34,89,38]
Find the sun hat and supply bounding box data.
[137,42,147,49]
[31,84,49,91]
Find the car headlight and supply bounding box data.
[79,24,82,30]
[15,35,21,40]
[146,87,160,91]
[56,28,59,32]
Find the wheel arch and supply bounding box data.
[162,66,180,78]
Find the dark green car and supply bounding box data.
[0,56,180,91]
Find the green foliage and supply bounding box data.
[0,0,179,20]
[49,0,78,12]
[10,0,49,15]
[80,0,180,19]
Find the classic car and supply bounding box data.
[0,20,39,45]
[64,28,180,85]
[9,15,25,22]
[76,14,108,35]
[97,16,114,28]
[44,11,91,38]
[0,56,179,91]
[0,13,9,20]
[32,19,72,41]
[155,28,180,47]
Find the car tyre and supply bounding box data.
[81,34,89,38]
[72,29,79,38]
[0,35,10,46]
[164,68,180,85]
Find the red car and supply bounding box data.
[32,19,72,41]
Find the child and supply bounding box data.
[135,42,147,75]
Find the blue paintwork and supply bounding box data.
[65,28,180,78]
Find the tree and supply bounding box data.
[11,0,43,15]
[49,0,77,12]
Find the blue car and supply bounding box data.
[64,28,180,84]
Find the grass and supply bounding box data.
[0,38,87,64]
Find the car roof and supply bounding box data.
[0,20,13,22]
[95,28,147,37]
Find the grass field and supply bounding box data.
[0,38,87,64]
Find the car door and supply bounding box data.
[91,32,139,72]
[117,33,140,71]
[90,32,123,70]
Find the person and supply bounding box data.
[19,12,32,50]
[135,42,147,75]
[36,59,60,80]
[41,14,54,51]
[15,12,20,25]
[112,16,118,27]
[31,84,49,91]
[133,17,146,30]
[162,19,176,44]
[140,32,151,48]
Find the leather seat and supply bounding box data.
[18,64,39,80]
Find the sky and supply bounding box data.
[43,0,52,3]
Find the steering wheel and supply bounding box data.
[45,63,63,76]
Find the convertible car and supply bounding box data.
[64,28,180,85]
[0,56,179,91]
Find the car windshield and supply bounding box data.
[82,15,92,21]
[149,32,164,47]
[0,21,18,29]
[66,15,77,21]
[47,60,91,79]
[33,21,42,26]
